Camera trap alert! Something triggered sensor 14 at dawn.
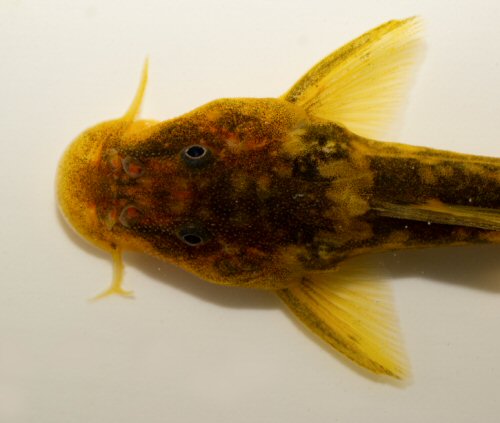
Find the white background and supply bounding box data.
[1,1,500,422]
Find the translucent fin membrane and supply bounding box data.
[283,17,424,139]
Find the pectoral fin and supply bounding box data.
[373,200,500,231]
[282,17,423,139]
[278,262,408,379]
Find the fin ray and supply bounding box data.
[278,260,409,379]
[282,17,424,139]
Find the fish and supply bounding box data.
[56,17,500,379]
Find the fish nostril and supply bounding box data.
[119,205,142,227]
[121,156,144,178]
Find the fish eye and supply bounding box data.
[178,225,210,246]
[185,145,207,159]
[182,233,203,246]
[181,145,212,168]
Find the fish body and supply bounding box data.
[57,17,500,379]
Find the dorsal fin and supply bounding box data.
[282,17,424,139]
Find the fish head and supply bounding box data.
[57,97,310,289]
[117,98,310,288]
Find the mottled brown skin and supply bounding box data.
[320,136,500,260]
[58,98,500,290]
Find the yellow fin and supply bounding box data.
[278,260,408,379]
[282,17,423,139]
[373,200,500,231]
